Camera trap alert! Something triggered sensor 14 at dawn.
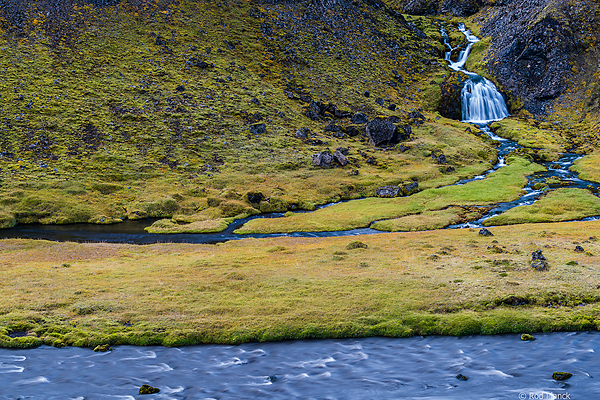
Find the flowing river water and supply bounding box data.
[1,332,599,399]
[2,25,600,398]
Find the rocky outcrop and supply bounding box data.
[366,117,397,147]
[479,0,592,114]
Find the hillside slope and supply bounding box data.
[0,0,500,230]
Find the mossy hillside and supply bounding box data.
[484,188,600,226]
[1,221,600,347]
[236,156,544,234]
[0,0,502,230]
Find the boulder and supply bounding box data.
[305,101,321,120]
[479,228,494,236]
[296,127,311,139]
[334,148,348,166]
[345,125,363,137]
[575,245,585,253]
[376,185,400,198]
[402,181,419,195]
[366,117,397,147]
[531,250,549,271]
[139,385,160,395]
[552,372,572,381]
[351,112,368,124]
[324,123,342,132]
[249,123,266,135]
[398,125,412,141]
[247,192,263,204]
[312,151,334,168]
[521,334,535,341]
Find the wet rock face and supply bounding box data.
[439,71,469,120]
[479,0,585,114]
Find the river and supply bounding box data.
[1,332,599,399]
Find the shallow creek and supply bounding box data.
[1,332,599,399]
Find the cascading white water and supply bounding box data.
[442,24,509,124]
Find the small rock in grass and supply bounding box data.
[312,151,333,168]
[552,371,572,381]
[93,344,112,352]
[376,185,400,198]
[531,250,549,271]
[575,245,585,253]
[521,334,535,341]
[249,123,266,135]
[296,127,311,139]
[346,240,368,250]
[139,384,160,394]
[456,374,468,381]
[351,112,368,124]
[478,228,493,237]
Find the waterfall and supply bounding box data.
[442,24,509,124]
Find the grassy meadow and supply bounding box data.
[1,221,600,348]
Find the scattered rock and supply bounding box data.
[488,245,503,254]
[186,57,214,69]
[531,250,549,271]
[575,245,585,253]
[93,344,112,352]
[139,384,160,395]
[403,181,419,195]
[334,148,348,166]
[346,240,368,250]
[250,97,261,106]
[366,117,397,147]
[175,85,185,92]
[296,127,311,139]
[398,125,412,141]
[552,372,572,381]
[345,125,363,137]
[375,97,384,106]
[305,101,321,121]
[388,103,397,111]
[364,91,370,98]
[456,374,468,381]
[408,110,425,124]
[351,112,368,124]
[376,185,400,198]
[324,123,342,132]
[247,192,264,204]
[249,123,266,135]
[479,228,494,237]
[521,334,535,341]
[312,151,334,168]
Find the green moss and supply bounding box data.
[484,188,600,226]
[236,157,544,233]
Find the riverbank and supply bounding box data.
[1,220,599,348]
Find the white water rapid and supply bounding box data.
[442,24,509,123]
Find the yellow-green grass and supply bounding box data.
[371,207,482,232]
[0,0,505,230]
[236,157,544,233]
[489,117,566,155]
[484,188,600,226]
[1,220,600,348]
[572,154,600,183]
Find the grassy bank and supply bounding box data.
[236,156,543,233]
[1,220,599,348]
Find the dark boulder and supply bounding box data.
[247,192,264,204]
[575,245,585,253]
[312,151,334,168]
[334,108,352,119]
[296,127,311,139]
[376,185,400,198]
[139,385,160,395]
[345,125,363,137]
[552,372,572,381]
[324,123,342,132]
[366,117,397,147]
[375,98,384,107]
[305,101,321,120]
[334,148,348,166]
[479,228,494,236]
[398,125,412,141]
[249,123,266,135]
[402,181,419,195]
[404,0,440,15]
[351,112,368,124]
[531,250,549,271]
